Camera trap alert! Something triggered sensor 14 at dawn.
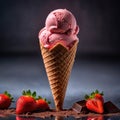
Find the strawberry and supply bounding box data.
[16,90,37,114]
[0,91,13,109]
[36,96,50,111]
[85,90,104,114]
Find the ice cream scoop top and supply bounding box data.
[39,9,79,50]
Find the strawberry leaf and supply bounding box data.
[32,91,36,98]
[100,91,104,96]
[95,89,99,94]
[85,94,89,100]
[95,89,104,96]
[37,96,42,100]
[22,90,26,95]
[4,91,14,101]
[44,98,51,104]
[47,101,51,104]
[90,92,95,98]
[27,90,31,96]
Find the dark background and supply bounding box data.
[0,0,120,55]
[0,0,120,109]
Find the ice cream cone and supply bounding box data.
[40,41,78,111]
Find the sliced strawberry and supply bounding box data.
[85,90,104,114]
[36,96,50,111]
[0,91,13,109]
[16,90,37,114]
[86,98,104,113]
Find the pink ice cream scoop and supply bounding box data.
[39,9,79,50]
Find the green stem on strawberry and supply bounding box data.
[85,89,104,100]
[44,98,51,104]
[94,89,104,96]
[4,91,14,102]
[22,90,37,99]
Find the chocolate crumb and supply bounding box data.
[0,106,120,118]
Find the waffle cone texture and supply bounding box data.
[40,41,78,111]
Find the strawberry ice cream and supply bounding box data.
[39,9,79,50]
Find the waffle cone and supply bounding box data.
[40,41,78,111]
